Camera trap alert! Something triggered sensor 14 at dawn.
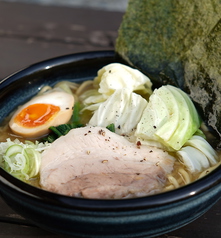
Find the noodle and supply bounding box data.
[76,80,94,96]
[163,184,175,191]
[178,168,192,184]
[167,175,180,189]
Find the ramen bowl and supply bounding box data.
[0,51,221,238]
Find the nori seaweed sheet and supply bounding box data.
[115,0,221,146]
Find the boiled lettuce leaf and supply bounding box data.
[79,89,105,112]
[89,88,148,136]
[80,63,152,112]
[94,63,152,98]
[176,135,218,173]
[135,85,201,151]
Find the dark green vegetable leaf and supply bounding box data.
[70,101,82,128]
[106,123,115,133]
[42,102,84,143]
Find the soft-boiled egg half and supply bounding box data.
[9,89,74,138]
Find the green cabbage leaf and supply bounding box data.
[135,85,201,151]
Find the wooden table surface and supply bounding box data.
[0,2,221,238]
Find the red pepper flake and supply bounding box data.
[137,141,141,146]
[136,141,141,148]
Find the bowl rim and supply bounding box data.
[0,50,221,211]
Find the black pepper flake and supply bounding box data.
[98,129,106,136]
[153,126,157,129]
[149,150,153,153]
[66,107,69,110]
[118,125,121,129]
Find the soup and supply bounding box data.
[0,63,220,199]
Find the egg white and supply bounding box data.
[9,89,75,139]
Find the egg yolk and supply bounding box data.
[14,103,60,127]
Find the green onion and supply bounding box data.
[0,139,50,181]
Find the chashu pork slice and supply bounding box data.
[40,126,175,199]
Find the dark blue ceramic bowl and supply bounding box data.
[0,51,221,238]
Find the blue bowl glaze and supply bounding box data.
[0,51,221,238]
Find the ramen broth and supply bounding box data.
[0,120,220,192]
[0,63,220,197]
[0,83,220,194]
